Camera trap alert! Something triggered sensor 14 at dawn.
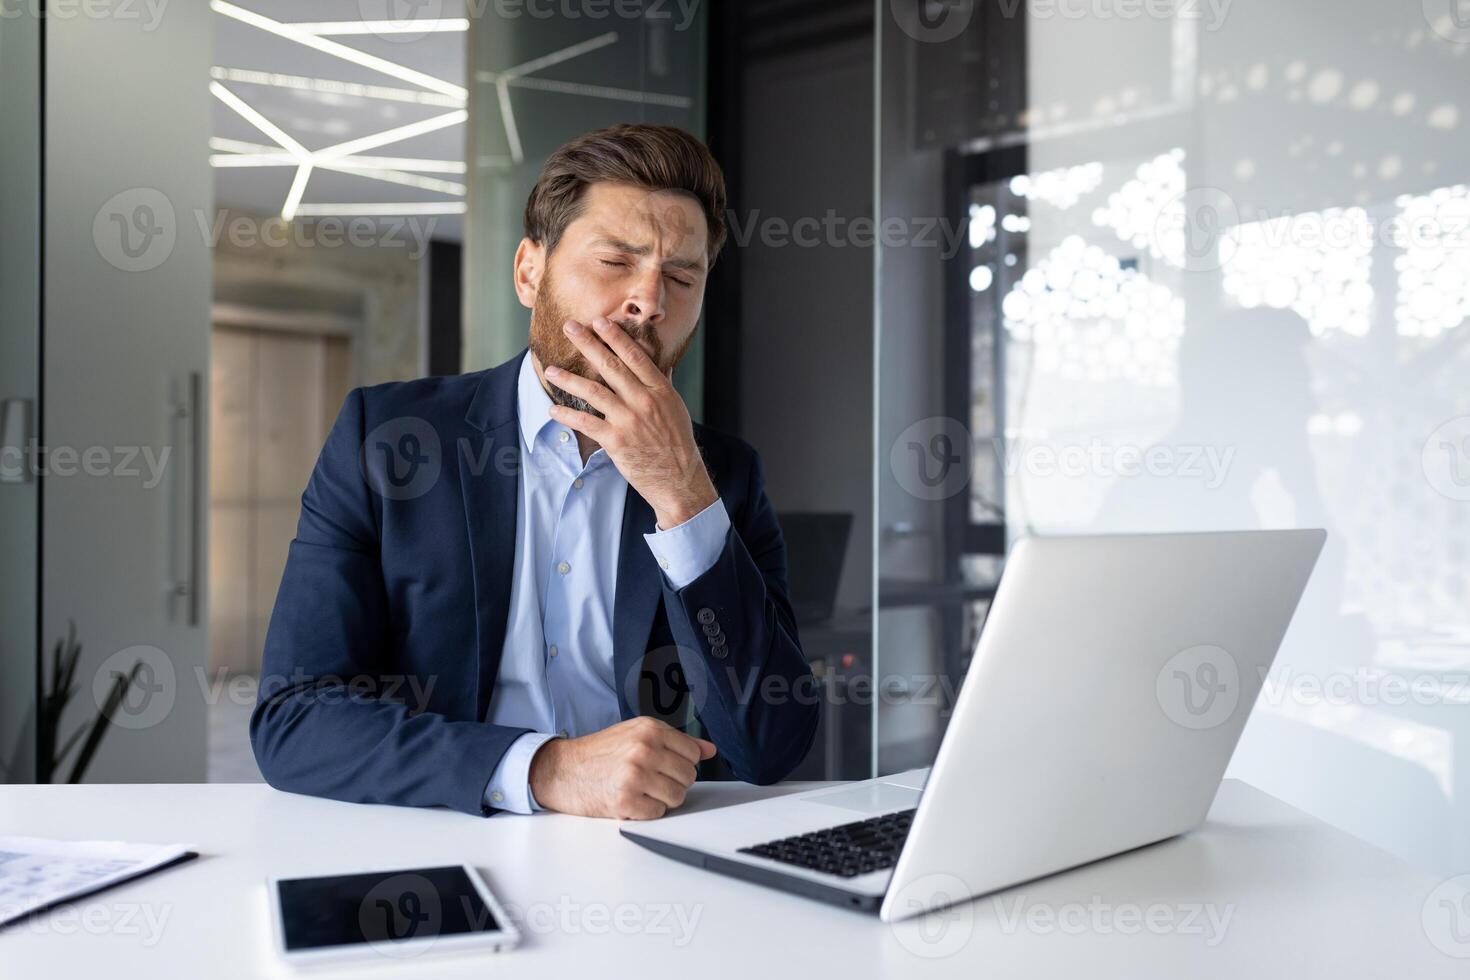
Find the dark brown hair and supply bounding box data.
[523,124,728,264]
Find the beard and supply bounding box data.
[528,269,692,419]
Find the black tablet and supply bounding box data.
[267,864,520,965]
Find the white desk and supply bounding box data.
[1,779,1462,978]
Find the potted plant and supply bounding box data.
[14,621,144,783]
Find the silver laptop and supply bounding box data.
[621,529,1326,922]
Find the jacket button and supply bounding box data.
[710,643,728,660]
[701,622,720,637]
[697,608,715,625]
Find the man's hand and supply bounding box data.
[544,317,718,530]
[528,716,718,819]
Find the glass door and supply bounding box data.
[877,0,1470,875]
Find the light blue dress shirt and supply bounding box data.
[482,354,731,813]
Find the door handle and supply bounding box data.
[0,398,34,483]
[171,372,203,626]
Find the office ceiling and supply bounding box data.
[211,0,468,241]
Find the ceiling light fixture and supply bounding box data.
[210,153,465,194]
[497,31,619,80]
[320,154,466,174]
[503,75,693,109]
[313,110,469,161]
[494,79,524,164]
[315,162,466,196]
[210,137,284,155]
[282,161,314,221]
[210,83,467,215]
[286,19,470,36]
[210,67,464,109]
[210,139,467,175]
[292,202,468,217]
[209,81,310,159]
[211,15,692,220]
[211,1,467,100]
[209,153,297,167]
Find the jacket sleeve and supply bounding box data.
[250,388,530,816]
[661,448,820,783]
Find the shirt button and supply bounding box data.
[490,790,504,804]
[659,557,670,571]
[548,645,558,658]
[557,561,570,575]
[558,430,570,444]
[573,478,584,489]
[558,730,569,739]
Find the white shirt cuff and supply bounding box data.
[643,498,730,590]
[483,731,559,814]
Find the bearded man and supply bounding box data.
[252,124,817,820]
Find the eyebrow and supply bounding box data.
[591,235,706,273]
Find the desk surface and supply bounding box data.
[1,779,1462,978]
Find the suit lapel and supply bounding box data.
[613,486,661,718]
[461,354,525,722]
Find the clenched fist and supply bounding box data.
[528,716,717,820]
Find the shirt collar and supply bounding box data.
[516,351,562,454]
[516,351,617,472]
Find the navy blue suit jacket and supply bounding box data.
[251,351,819,815]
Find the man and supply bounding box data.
[251,124,818,820]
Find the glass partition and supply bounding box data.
[0,4,41,783]
[878,0,1470,874]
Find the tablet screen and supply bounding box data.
[276,866,499,952]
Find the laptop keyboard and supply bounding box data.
[736,808,915,878]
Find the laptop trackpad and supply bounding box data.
[804,782,920,816]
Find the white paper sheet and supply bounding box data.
[0,836,193,926]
